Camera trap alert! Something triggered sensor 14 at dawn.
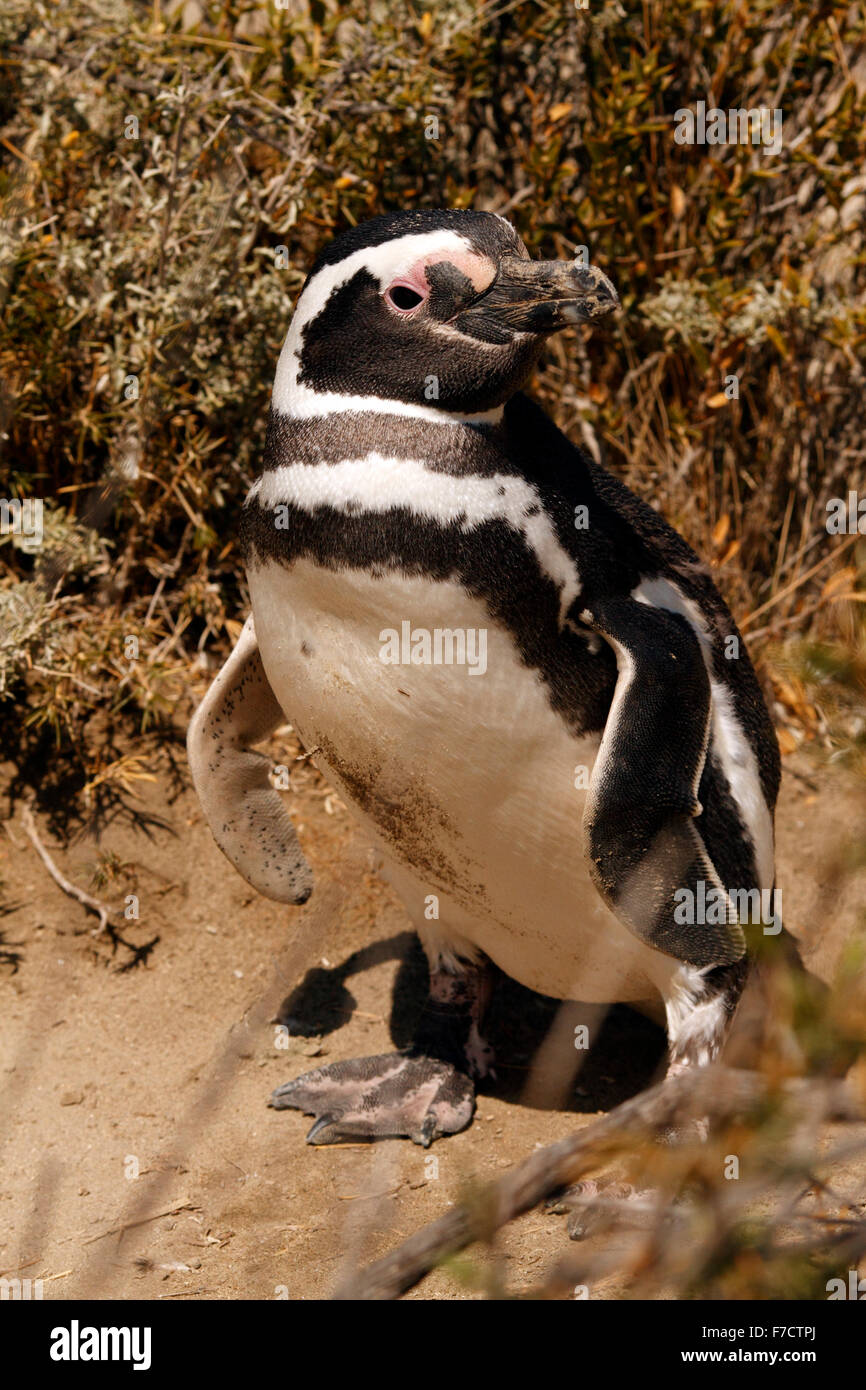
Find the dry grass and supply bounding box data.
[1,0,864,784]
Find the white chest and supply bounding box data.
[248,557,676,1003]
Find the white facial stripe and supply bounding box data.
[250,454,581,621]
[631,577,775,890]
[272,391,505,425]
[295,230,476,331]
[274,230,482,420]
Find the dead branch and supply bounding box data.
[81,1200,196,1245]
[21,800,119,933]
[333,1066,864,1301]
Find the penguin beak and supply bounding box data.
[460,256,620,338]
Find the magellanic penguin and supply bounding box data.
[188,209,781,1148]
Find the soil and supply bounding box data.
[1,729,865,1301]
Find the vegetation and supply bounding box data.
[1,0,864,790]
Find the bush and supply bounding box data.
[1,0,864,789]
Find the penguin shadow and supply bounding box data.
[276,933,666,1115]
[274,931,419,1038]
[481,973,667,1115]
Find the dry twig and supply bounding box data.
[21,799,118,934]
[334,1067,864,1300]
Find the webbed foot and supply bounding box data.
[269,1052,475,1146]
[547,1177,670,1241]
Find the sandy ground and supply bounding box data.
[1,729,865,1302]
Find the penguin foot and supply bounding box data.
[547,1177,669,1241]
[269,1052,475,1146]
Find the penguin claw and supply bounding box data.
[304,1115,339,1145]
[269,1052,476,1146]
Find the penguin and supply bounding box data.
[187,208,781,1149]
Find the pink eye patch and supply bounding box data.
[383,249,496,314]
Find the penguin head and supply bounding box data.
[273,209,619,420]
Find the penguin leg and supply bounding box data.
[662,957,749,1090]
[269,955,491,1146]
[559,960,750,1240]
[413,953,496,1082]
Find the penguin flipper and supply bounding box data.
[579,595,745,968]
[187,616,313,905]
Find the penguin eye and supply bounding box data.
[384,283,427,313]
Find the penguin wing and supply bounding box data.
[187,617,313,905]
[579,594,745,968]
